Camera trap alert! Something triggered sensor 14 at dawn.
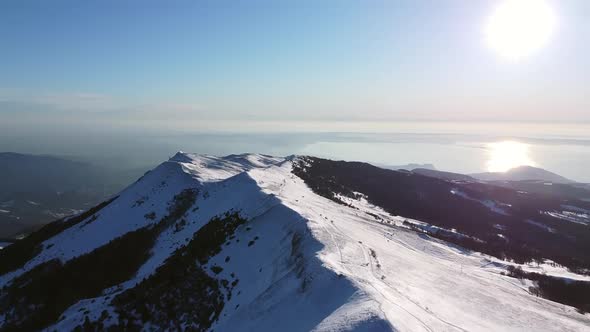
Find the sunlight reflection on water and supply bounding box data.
[486,141,536,172]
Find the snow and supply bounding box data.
[3,152,584,331]
[525,219,556,233]
[561,205,590,214]
[170,152,284,183]
[494,224,507,231]
[519,261,590,282]
[544,209,590,226]
[0,201,13,208]
[450,189,510,215]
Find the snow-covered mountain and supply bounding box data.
[0,153,589,331]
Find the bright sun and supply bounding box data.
[485,0,556,60]
[486,141,536,172]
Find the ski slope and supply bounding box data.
[2,153,588,331]
[239,159,590,331]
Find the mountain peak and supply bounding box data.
[167,153,286,183]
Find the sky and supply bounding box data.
[1,0,589,135]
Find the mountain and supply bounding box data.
[380,163,436,171]
[0,152,105,194]
[0,153,588,331]
[471,165,575,183]
[0,152,145,239]
[411,168,477,182]
[485,180,590,201]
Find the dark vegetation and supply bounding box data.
[490,180,590,202]
[293,157,590,272]
[211,265,224,274]
[111,211,247,331]
[0,189,198,331]
[0,190,109,239]
[0,196,117,277]
[505,266,590,313]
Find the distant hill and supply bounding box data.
[470,165,574,184]
[0,152,104,196]
[412,168,476,182]
[380,163,436,171]
[410,166,590,200]
[0,153,144,238]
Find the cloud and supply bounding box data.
[0,88,213,133]
[35,92,118,112]
[0,89,120,112]
[0,88,207,115]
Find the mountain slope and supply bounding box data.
[412,168,476,182]
[0,153,588,331]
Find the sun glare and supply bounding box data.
[486,141,536,172]
[485,0,556,60]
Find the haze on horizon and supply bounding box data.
[2,0,590,183]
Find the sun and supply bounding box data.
[486,141,536,172]
[485,0,557,60]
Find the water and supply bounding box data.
[297,136,590,182]
[2,122,589,182]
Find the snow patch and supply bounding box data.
[525,219,556,233]
[450,189,510,215]
[544,210,589,226]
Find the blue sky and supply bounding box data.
[1,0,589,133]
